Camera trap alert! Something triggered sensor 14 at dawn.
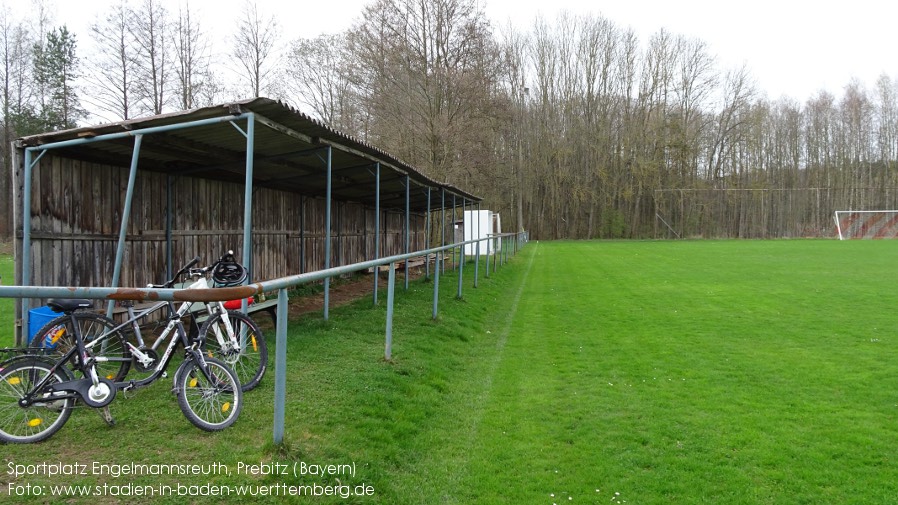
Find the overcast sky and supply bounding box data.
[30,0,898,102]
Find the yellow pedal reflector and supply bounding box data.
[7,377,21,386]
[106,374,115,380]
[221,402,231,413]
[189,377,198,388]
[251,336,258,352]
[28,418,42,427]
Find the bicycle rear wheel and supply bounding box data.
[0,359,75,444]
[33,313,131,382]
[199,310,267,391]
[174,357,242,431]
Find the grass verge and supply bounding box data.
[0,251,527,504]
[1,253,13,347]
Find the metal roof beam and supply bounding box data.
[316,138,408,177]
[252,112,314,144]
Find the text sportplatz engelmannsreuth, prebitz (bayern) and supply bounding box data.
[5,460,376,499]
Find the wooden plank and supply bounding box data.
[17,155,429,292]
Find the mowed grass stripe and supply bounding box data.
[462,240,898,504]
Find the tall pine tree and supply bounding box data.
[33,26,81,131]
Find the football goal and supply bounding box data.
[833,210,898,239]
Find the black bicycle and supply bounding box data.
[0,257,243,444]
[23,252,267,391]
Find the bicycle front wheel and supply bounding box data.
[33,313,131,382]
[199,310,267,391]
[174,357,242,431]
[0,359,75,444]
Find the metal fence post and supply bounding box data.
[273,287,289,444]
[474,203,480,288]
[485,230,491,278]
[474,240,480,288]
[457,230,464,300]
[432,253,441,320]
[385,262,396,360]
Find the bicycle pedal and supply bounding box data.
[98,406,116,426]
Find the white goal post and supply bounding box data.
[833,210,898,240]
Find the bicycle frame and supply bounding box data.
[116,296,199,390]
[17,300,219,408]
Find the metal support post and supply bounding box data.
[374,163,380,304]
[20,148,32,330]
[404,175,410,291]
[107,134,143,318]
[239,116,256,314]
[324,146,332,320]
[299,195,305,274]
[425,188,431,280]
[457,198,464,299]
[243,119,256,264]
[441,189,446,274]
[165,175,174,281]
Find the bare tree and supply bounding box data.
[284,33,359,133]
[707,64,756,180]
[0,5,34,237]
[1,7,34,124]
[672,36,716,183]
[349,0,501,183]
[85,0,136,121]
[231,0,280,98]
[131,0,171,115]
[874,74,898,173]
[499,24,528,234]
[172,0,213,109]
[27,0,53,123]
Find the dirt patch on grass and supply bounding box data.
[0,239,11,255]
[284,267,429,320]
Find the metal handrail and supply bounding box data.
[1,231,528,445]
[0,234,522,303]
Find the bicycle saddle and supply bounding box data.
[47,299,93,313]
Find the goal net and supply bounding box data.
[833,210,898,239]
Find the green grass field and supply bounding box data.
[0,253,13,348]
[2,240,898,504]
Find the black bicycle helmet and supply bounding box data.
[212,252,248,287]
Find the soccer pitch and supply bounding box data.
[465,239,898,503]
[2,240,898,504]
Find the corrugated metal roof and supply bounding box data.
[17,97,481,212]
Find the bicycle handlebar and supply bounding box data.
[184,256,202,271]
[152,252,238,289]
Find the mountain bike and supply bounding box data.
[193,251,268,391]
[0,257,243,444]
[24,252,267,391]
